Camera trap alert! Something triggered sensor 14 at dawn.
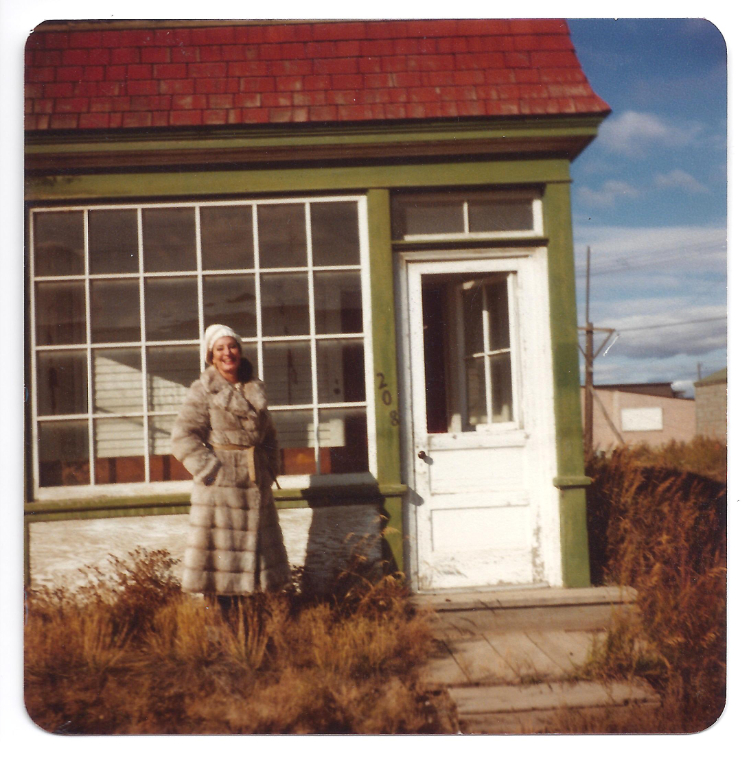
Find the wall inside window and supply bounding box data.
[30,196,371,492]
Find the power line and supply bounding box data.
[615,316,726,333]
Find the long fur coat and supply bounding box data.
[171,364,291,595]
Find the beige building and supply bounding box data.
[581,383,696,452]
[695,368,727,442]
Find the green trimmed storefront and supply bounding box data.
[24,20,608,592]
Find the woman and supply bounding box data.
[171,324,291,600]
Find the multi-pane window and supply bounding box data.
[421,271,519,435]
[391,190,540,240]
[30,196,372,493]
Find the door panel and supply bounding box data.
[405,253,555,591]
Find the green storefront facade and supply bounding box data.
[24,20,609,591]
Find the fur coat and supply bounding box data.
[171,364,291,595]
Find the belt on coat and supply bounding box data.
[210,443,281,489]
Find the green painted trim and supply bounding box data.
[26,116,605,155]
[25,158,571,202]
[367,188,405,571]
[24,493,190,514]
[24,482,409,518]
[558,488,592,588]
[553,475,593,489]
[543,181,591,588]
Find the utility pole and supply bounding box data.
[579,246,616,458]
[584,247,594,458]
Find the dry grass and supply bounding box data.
[24,548,455,734]
[550,437,727,733]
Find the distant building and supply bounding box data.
[581,383,696,452]
[694,368,727,442]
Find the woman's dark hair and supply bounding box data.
[238,356,254,382]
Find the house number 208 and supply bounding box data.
[376,373,400,426]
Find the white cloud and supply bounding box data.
[597,110,704,157]
[577,179,640,208]
[575,225,726,276]
[654,169,709,194]
[572,224,727,383]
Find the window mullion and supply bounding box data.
[83,209,95,486]
[137,207,151,483]
[253,204,263,380]
[305,202,320,474]
[29,212,41,493]
[195,206,205,375]
[481,284,493,424]
[507,273,520,427]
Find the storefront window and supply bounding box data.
[30,196,371,493]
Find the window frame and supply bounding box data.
[392,189,543,242]
[28,194,377,501]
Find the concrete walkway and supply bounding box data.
[412,586,660,734]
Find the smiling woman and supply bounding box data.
[170,323,291,600]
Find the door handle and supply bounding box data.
[417,450,428,462]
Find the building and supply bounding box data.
[581,383,696,453]
[24,19,610,592]
[695,368,727,442]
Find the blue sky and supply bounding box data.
[567,19,727,393]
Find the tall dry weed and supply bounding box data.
[25,543,447,734]
[576,438,727,732]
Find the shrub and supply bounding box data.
[575,439,727,732]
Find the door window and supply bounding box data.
[422,272,517,434]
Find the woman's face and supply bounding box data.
[211,337,241,379]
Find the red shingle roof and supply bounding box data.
[24,19,610,131]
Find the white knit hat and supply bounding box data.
[204,324,242,363]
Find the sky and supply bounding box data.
[567,19,727,395]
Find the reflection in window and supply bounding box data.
[35,282,86,346]
[422,272,515,434]
[203,275,256,338]
[316,339,365,404]
[321,408,368,474]
[313,272,362,334]
[144,278,199,341]
[90,279,141,343]
[88,209,139,274]
[38,420,89,487]
[263,341,313,407]
[260,274,310,337]
[146,346,199,412]
[31,198,369,489]
[36,351,87,416]
[392,191,536,239]
[142,207,196,272]
[274,410,316,476]
[257,204,306,268]
[33,211,85,277]
[311,201,360,266]
[94,418,145,484]
[200,206,254,271]
[93,349,142,414]
[462,276,514,427]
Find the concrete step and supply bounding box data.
[450,680,660,734]
[413,585,637,612]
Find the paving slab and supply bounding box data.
[484,631,569,681]
[524,629,594,673]
[449,680,659,716]
[447,637,509,684]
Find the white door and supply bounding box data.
[403,251,559,591]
